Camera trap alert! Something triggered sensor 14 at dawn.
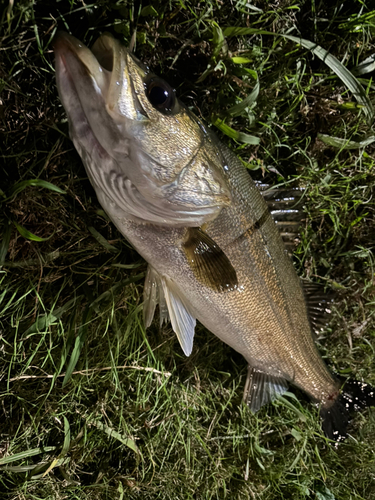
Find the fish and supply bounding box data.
[54,31,375,442]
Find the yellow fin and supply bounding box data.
[183,228,238,292]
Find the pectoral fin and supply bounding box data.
[183,227,238,292]
[143,266,196,356]
[243,366,288,412]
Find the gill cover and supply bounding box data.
[54,31,232,227]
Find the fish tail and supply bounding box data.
[320,379,375,443]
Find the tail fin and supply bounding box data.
[320,379,375,443]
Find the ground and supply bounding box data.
[0,1,374,499]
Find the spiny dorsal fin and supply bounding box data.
[183,227,238,292]
[256,182,305,251]
[243,366,288,412]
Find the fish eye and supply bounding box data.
[145,77,176,114]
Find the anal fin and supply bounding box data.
[243,366,288,412]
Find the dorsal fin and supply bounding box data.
[256,182,305,251]
[302,281,336,337]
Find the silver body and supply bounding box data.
[54,32,340,412]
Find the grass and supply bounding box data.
[0,0,374,498]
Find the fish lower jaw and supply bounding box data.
[56,56,97,151]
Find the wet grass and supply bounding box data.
[0,0,374,499]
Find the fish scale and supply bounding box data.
[199,143,337,398]
[54,31,375,442]
[95,133,338,406]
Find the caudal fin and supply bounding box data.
[320,379,375,443]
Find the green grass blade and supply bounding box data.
[284,34,374,123]
[0,220,12,267]
[318,134,375,149]
[24,297,78,336]
[0,447,57,465]
[223,27,374,123]
[91,419,142,457]
[87,226,119,253]
[62,305,92,387]
[211,21,227,59]
[353,54,375,76]
[227,78,259,117]
[223,27,276,37]
[211,115,260,144]
[61,417,71,456]
[231,56,252,64]
[8,179,66,199]
[13,221,53,242]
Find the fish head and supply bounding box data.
[54,32,232,226]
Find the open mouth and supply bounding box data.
[54,31,117,114]
[54,32,231,227]
[91,35,116,72]
[54,32,149,132]
[54,32,135,160]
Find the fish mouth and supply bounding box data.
[91,34,149,120]
[54,32,146,153]
[54,32,232,226]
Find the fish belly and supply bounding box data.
[97,158,339,407]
